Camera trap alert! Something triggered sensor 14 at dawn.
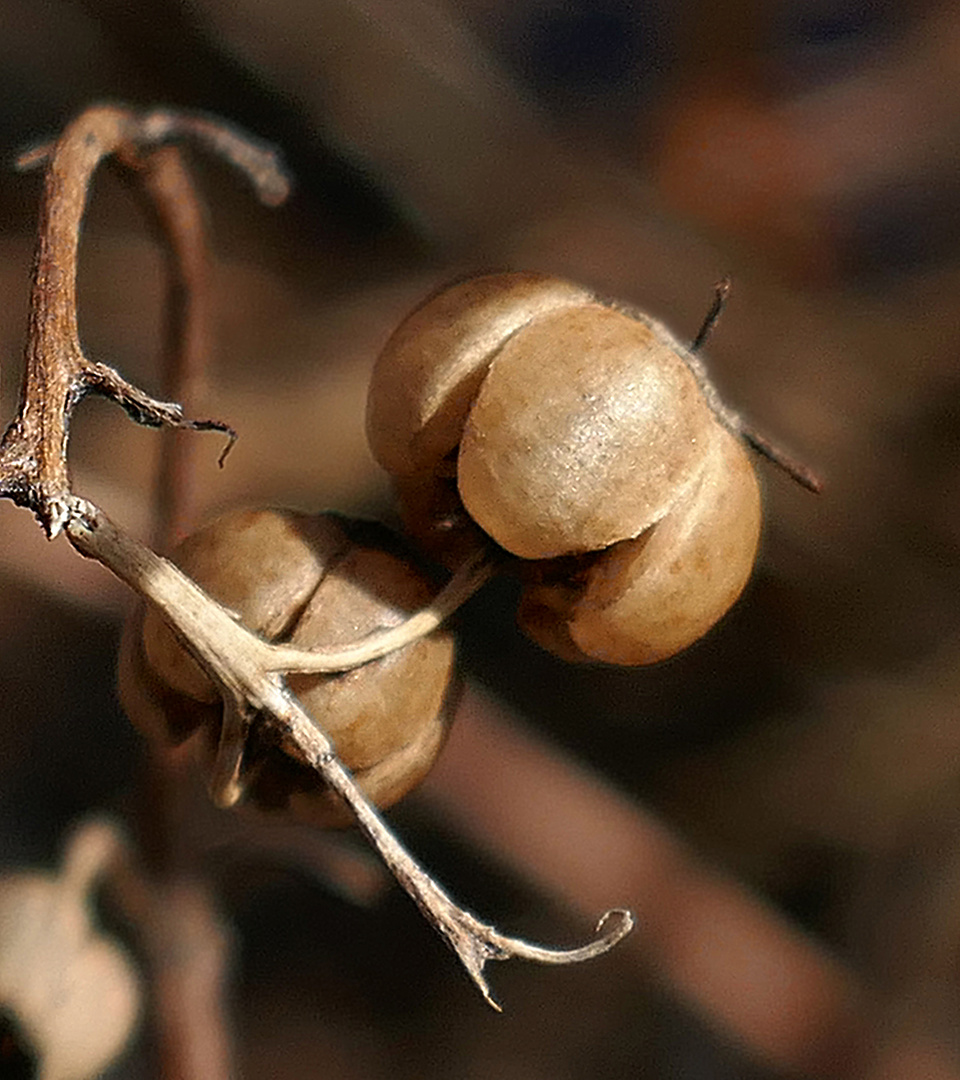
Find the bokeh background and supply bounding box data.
[3,0,960,1076]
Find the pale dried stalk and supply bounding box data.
[0,103,633,1007]
[267,546,497,673]
[64,495,631,1005]
[64,495,631,1006]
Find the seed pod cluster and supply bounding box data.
[366,272,762,665]
[119,508,458,826]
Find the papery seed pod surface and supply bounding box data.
[120,509,458,825]
[366,272,594,476]
[120,509,349,746]
[141,509,349,707]
[457,303,717,559]
[285,543,452,770]
[518,422,761,664]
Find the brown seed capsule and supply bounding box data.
[457,302,716,559]
[119,509,458,826]
[517,421,761,664]
[367,272,595,477]
[366,273,762,664]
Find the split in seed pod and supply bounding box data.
[366,272,762,665]
[119,508,459,827]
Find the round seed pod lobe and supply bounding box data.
[119,508,458,825]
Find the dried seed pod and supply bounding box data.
[518,422,761,664]
[119,509,458,826]
[367,272,594,477]
[457,302,716,559]
[120,509,349,743]
[366,273,762,664]
[0,819,140,1080]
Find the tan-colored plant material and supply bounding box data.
[0,103,631,1010]
[367,272,796,664]
[0,819,140,1080]
[122,508,459,825]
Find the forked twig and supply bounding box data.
[0,106,259,538]
[64,495,632,1006]
[0,103,633,1008]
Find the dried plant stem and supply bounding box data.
[111,136,239,1080]
[0,107,254,538]
[0,103,633,1008]
[147,880,234,1080]
[683,278,823,494]
[268,547,497,674]
[689,276,731,353]
[64,495,631,1005]
[98,822,234,1080]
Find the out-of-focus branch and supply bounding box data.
[124,137,236,1080]
[424,690,960,1079]
[132,144,216,552]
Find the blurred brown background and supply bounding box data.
[3,0,960,1076]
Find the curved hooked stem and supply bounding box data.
[64,497,634,1008]
[0,105,287,537]
[267,547,497,674]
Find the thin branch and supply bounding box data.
[739,427,824,494]
[0,105,283,538]
[130,144,218,551]
[690,276,731,353]
[267,546,497,674]
[680,294,825,494]
[61,496,630,1002]
[113,139,242,1080]
[617,281,823,494]
[105,844,234,1080]
[426,695,870,1076]
[64,495,632,1006]
[136,111,290,207]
